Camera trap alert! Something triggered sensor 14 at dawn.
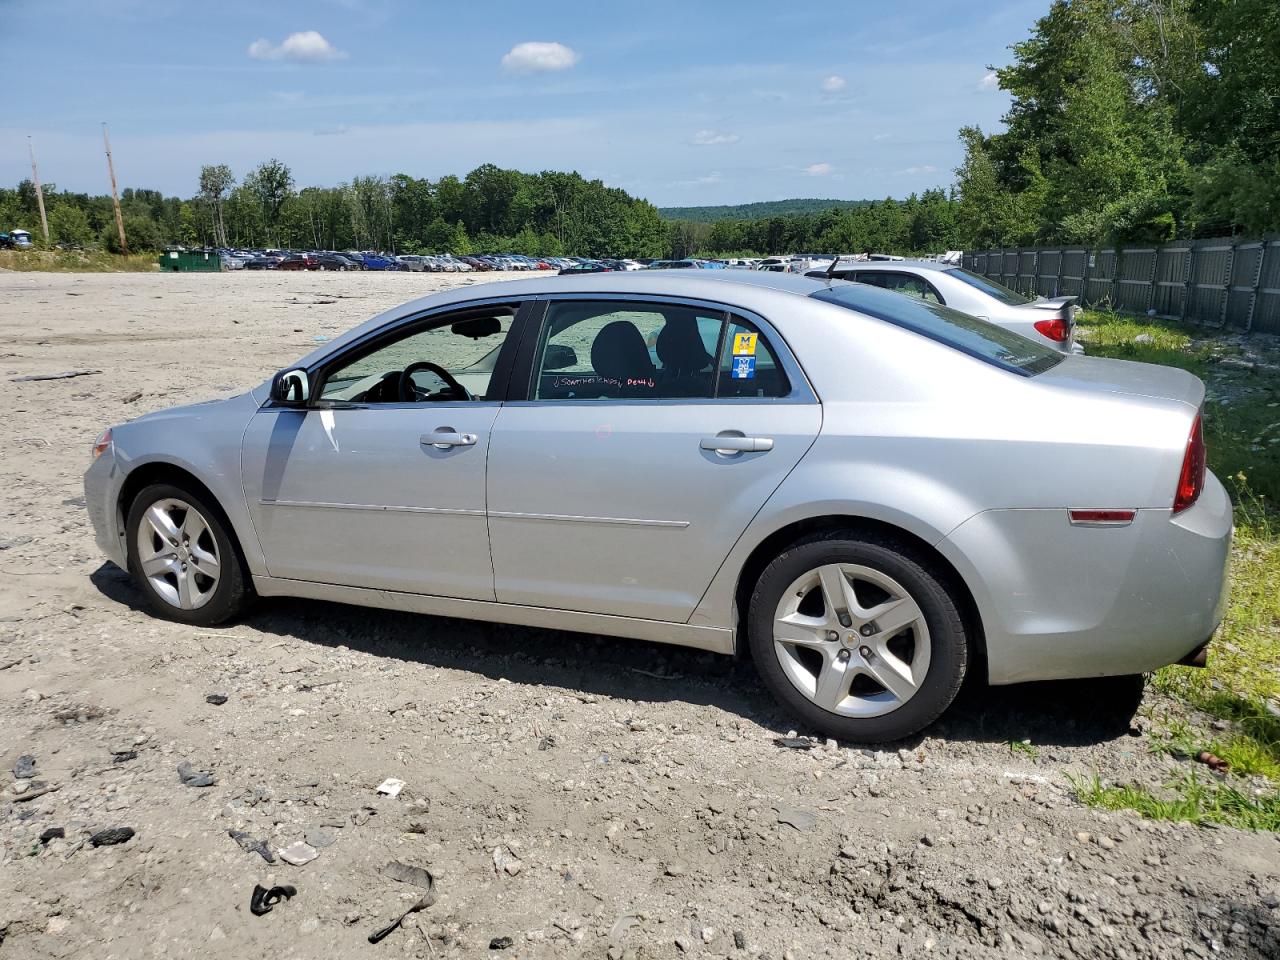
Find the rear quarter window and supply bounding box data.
[811,283,1062,376]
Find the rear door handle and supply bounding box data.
[421,428,477,449]
[700,434,773,455]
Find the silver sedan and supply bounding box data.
[84,271,1231,741]
[808,259,1083,354]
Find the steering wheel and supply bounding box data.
[398,361,472,402]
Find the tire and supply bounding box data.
[125,482,252,626]
[747,531,968,742]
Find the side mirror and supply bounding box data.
[543,344,578,370]
[271,368,310,405]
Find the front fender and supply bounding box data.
[107,392,266,576]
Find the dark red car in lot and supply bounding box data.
[277,254,318,271]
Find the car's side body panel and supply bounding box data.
[84,272,1233,691]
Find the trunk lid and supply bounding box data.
[1037,354,1205,410]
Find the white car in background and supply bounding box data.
[809,258,1083,354]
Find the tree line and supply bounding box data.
[0,162,672,259]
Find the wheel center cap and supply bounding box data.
[842,634,856,648]
[178,545,190,561]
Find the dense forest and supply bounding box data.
[2,0,1275,259]
[657,199,872,223]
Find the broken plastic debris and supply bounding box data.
[278,841,318,866]
[250,883,297,916]
[382,861,434,889]
[774,737,813,750]
[177,761,216,788]
[774,805,817,832]
[89,827,135,847]
[368,893,434,945]
[376,778,405,798]
[229,829,276,863]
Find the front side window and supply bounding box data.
[530,301,791,400]
[812,283,1061,376]
[945,268,1033,306]
[318,307,515,403]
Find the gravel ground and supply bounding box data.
[1,270,1278,960]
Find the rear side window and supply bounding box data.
[718,317,789,398]
[812,283,1062,376]
[530,301,791,400]
[944,268,1033,306]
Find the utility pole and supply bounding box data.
[102,123,128,255]
[27,138,49,244]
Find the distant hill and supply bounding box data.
[657,198,872,222]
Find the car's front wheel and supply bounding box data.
[748,532,968,742]
[126,483,251,625]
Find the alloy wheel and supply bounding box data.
[135,498,221,610]
[772,563,930,718]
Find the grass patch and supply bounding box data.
[1072,773,1280,831]
[0,248,160,273]
[1072,310,1280,827]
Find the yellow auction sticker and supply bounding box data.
[732,332,758,356]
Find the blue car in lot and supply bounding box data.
[357,253,400,271]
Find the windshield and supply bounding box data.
[811,282,1062,376]
[944,268,1034,306]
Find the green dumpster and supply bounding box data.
[158,248,222,272]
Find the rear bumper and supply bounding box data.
[939,470,1233,685]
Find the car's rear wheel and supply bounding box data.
[748,532,968,742]
[126,483,251,625]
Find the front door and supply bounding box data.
[241,305,521,599]
[487,298,821,622]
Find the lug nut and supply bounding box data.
[826,630,840,642]
[858,645,872,659]
[860,624,875,637]
[837,649,851,662]
[838,614,852,628]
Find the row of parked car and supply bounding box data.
[219,249,595,273]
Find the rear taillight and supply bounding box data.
[1173,412,1205,514]
[1033,317,1070,343]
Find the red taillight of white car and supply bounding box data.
[1033,317,1070,343]
[1173,412,1206,514]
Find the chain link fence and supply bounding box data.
[963,236,1280,335]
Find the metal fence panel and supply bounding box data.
[966,235,1280,334]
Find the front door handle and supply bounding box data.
[421,428,477,449]
[700,434,773,455]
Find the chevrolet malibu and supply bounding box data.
[84,272,1231,741]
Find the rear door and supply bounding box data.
[486,296,822,622]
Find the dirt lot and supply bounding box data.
[1,271,1277,960]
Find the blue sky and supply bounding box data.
[0,0,1046,207]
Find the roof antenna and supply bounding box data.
[825,252,842,281]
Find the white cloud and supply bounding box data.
[501,41,580,74]
[675,171,723,187]
[804,162,833,176]
[894,164,940,175]
[872,133,892,141]
[821,75,846,93]
[979,70,999,91]
[248,31,347,63]
[692,129,740,146]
